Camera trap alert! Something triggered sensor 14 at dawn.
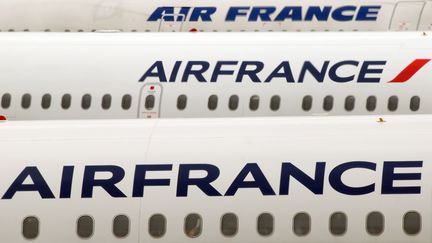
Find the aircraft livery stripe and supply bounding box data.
[388,59,430,83]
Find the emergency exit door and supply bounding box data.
[390,1,425,30]
[138,84,162,118]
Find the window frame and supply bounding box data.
[184,213,203,238]
[149,214,167,238]
[257,212,274,237]
[77,215,94,239]
[220,213,238,237]
[22,216,39,239]
[113,214,130,238]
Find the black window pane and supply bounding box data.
[228,95,239,111]
[388,96,398,111]
[145,95,155,110]
[21,94,31,109]
[41,94,51,109]
[249,95,259,111]
[208,95,218,111]
[77,215,94,238]
[81,94,92,110]
[404,211,421,235]
[1,93,11,109]
[113,215,129,238]
[366,212,384,235]
[323,95,334,111]
[122,94,132,110]
[257,213,273,236]
[366,96,377,111]
[330,212,347,236]
[293,212,310,236]
[302,95,312,111]
[270,95,281,111]
[149,214,166,238]
[177,95,187,110]
[410,96,420,111]
[22,216,39,239]
[221,213,238,237]
[61,94,71,109]
[102,94,112,110]
[345,95,355,111]
[184,213,202,238]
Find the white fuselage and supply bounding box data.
[0,32,430,120]
[0,115,429,243]
[0,0,431,32]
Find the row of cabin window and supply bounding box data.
[1,93,420,111]
[1,93,421,113]
[21,211,422,240]
[155,95,421,112]
[0,93,133,110]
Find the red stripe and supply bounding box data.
[388,59,430,83]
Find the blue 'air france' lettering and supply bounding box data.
[139,60,387,83]
[1,161,422,199]
[147,6,381,22]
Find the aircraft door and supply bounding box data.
[390,1,425,30]
[418,0,432,30]
[138,84,162,118]
[158,7,185,32]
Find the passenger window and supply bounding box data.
[330,212,347,236]
[249,95,260,111]
[41,94,52,109]
[21,93,31,109]
[61,94,71,109]
[293,212,310,236]
[102,94,112,110]
[388,96,398,111]
[77,215,94,238]
[366,96,377,111]
[345,95,355,111]
[177,95,187,110]
[403,211,421,235]
[270,95,281,111]
[81,94,92,110]
[121,94,132,110]
[145,95,155,110]
[149,214,166,238]
[302,95,313,111]
[1,93,11,109]
[257,213,273,236]
[410,96,420,111]
[184,213,202,238]
[208,95,218,111]
[323,95,334,111]
[221,213,238,237]
[113,215,129,238]
[228,95,239,111]
[366,212,384,235]
[22,216,39,239]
